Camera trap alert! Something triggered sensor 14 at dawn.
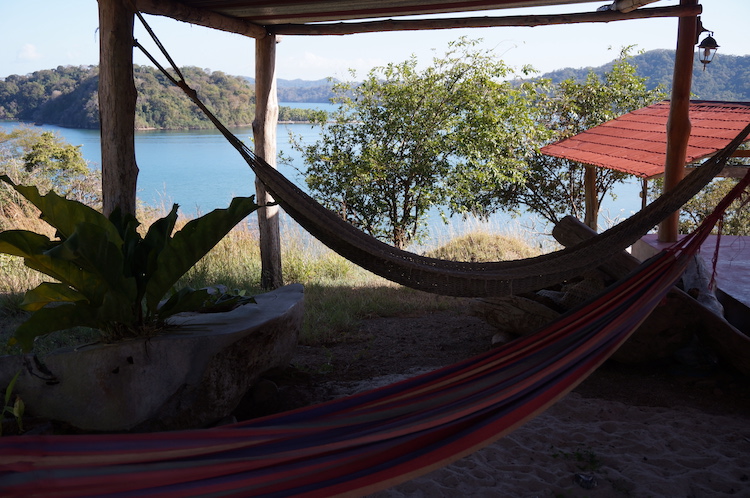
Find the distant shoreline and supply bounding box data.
[3,118,322,132]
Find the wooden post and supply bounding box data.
[658,0,698,242]
[98,0,139,216]
[253,34,283,289]
[583,164,598,231]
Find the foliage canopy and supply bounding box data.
[0,127,101,218]
[289,43,666,243]
[289,38,547,248]
[489,47,666,227]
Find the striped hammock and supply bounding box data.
[1,169,748,497]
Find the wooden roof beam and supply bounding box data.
[135,0,268,39]
[270,4,700,36]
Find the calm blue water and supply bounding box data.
[1,108,643,247]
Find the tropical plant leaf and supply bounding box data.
[3,371,20,408]
[138,204,179,289]
[108,207,143,280]
[156,287,211,319]
[12,396,24,433]
[0,175,122,244]
[144,196,258,313]
[0,230,55,259]
[32,223,136,306]
[45,222,137,304]
[94,291,138,327]
[20,283,87,312]
[0,230,95,292]
[14,303,100,352]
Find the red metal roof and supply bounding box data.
[540,100,750,178]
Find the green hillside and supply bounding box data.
[0,65,256,130]
[1,50,747,130]
[542,49,750,101]
[261,50,750,103]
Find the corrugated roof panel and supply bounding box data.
[541,100,750,177]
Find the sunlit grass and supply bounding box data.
[1,205,542,351]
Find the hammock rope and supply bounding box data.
[132,14,750,297]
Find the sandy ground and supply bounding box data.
[370,391,749,497]
[275,308,750,497]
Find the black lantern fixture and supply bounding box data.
[696,17,719,71]
[698,33,719,69]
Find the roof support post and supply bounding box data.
[658,0,698,242]
[98,0,139,217]
[583,165,599,231]
[253,34,283,290]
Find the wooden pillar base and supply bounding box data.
[99,0,139,216]
[254,34,283,290]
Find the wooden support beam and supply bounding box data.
[136,0,267,39]
[271,4,700,36]
[253,34,283,290]
[658,0,698,243]
[99,0,139,217]
[583,165,598,231]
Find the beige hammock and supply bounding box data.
[136,32,750,297]
[211,104,748,296]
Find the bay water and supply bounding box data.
[1,107,643,250]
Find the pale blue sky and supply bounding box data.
[1,1,748,81]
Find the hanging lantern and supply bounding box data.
[697,32,719,70]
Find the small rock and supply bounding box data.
[573,473,598,489]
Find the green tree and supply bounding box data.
[678,176,750,236]
[490,47,666,228]
[289,38,546,248]
[0,128,101,217]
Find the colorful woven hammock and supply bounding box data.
[1,169,748,497]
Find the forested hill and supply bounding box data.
[0,65,256,130]
[2,50,748,130]
[257,50,750,103]
[245,77,336,103]
[542,50,750,101]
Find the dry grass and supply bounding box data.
[425,230,542,262]
[1,203,542,350]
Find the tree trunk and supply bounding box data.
[583,164,598,231]
[98,0,139,217]
[253,34,283,289]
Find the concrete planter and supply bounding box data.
[0,284,303,432]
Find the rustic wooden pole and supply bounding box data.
[658,0,698,242]
[98,0,139,217]
[583,165,599,231]
[253,34,283,290]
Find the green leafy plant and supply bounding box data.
[1,370,24,436]
[0,175,259,351]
